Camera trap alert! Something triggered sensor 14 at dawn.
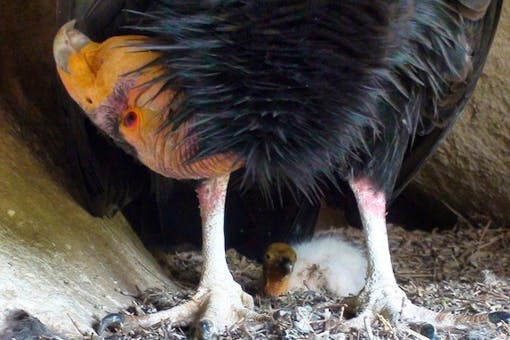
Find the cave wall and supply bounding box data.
[0,102,175,336]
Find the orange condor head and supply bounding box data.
[53,21,240,179]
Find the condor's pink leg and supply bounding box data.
[342,177,509,337]
[99,174,257,338]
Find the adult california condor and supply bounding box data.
[53,0,508,337]
[55,1,319,259]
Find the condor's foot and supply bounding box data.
[98,280,260,338]
[347,178,509,339]
[341,281,510,339]
[341,282,439,338]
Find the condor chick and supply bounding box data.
[263,232,367,298]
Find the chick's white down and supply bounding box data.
[288,232,367,297]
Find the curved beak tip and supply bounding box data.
[53,19,91,73]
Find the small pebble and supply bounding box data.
[7,209,15,217]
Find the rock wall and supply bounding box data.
[0,3,177,336]
[0,103,175,336]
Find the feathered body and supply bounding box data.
[128,0,501,199]
[288,232,367,297]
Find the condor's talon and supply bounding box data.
[195,319,214,340]
[97,312,125,335]
[419,323,436,340]
[195,306,268,339]
[340,283,509,338]
[488,311,510,324]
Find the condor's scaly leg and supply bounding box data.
[99,174,257,337]
[53,22,257,338]
[343,177,509,338]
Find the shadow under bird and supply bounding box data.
[53,0,509,338]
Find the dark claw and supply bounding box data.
[419,323,436,340]
[193,319,214,340]
[97,313,125,335]
[488,311,510,324]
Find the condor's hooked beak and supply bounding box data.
[53,20,91,74]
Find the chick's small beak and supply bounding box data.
[278,258,294,276]
[53,20,91,74]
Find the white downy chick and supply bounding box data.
[263,230,367,297]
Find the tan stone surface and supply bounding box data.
[0,105,174,337]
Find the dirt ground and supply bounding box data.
[88,217,509,340]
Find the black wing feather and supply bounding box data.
[392,0,503,199]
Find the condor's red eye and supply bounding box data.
[123,110,138,128]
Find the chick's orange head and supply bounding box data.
[263,243,297,296]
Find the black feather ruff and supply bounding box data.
[128,0,396,199]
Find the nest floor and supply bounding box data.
[100,216,509,340]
